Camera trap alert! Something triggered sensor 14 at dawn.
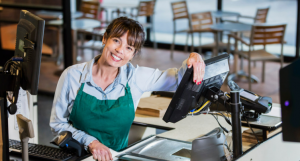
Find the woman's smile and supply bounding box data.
[100,32,135,68]
[111,52,122,62]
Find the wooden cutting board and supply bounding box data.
[136,96,172,117]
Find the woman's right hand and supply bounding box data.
[88,140,113,161]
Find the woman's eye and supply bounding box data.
[127,47,133,51]
[113,39,119,43]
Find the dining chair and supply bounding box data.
[224,7,269,25]
[77,1,107,59]
[170,1,191,59]
[227,24,286,91]
[224,7,270,43]
[189,12,218,56]
[228,7,270,67]
[253,7,270,23]
[80,0,108,24]
[131,0,157,49]
[238,7,270,39]
[80,1,100,19]
[170,1,218,59]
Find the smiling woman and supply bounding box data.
[103,17,145,54]
[93,18,145,90]
[50,17,205,161]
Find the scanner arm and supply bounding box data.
[201,82,273,159]
[203,82,272,118]
[204,86,232,112]
[51,131,87,157]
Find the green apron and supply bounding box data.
[69,83,135,151]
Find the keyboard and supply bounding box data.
[9,139,75,161]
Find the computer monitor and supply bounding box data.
[163,53,230,123]
[280,58,300,142]
[14,10,45,95]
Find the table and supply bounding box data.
[101,2,139,20]
[241,115,282,140]
[35,10,83,20]
[210,23,251,32]
[211,11,240,22]
[190,11,240,56]
[133,104,281,142]
[101,2,139,9]
[210,22,258,82]
[211,11,240,42]
[46,19,101,65]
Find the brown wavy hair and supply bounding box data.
[103,17,145,54]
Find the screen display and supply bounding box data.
[18,39,24,53]
[240,91,258,101]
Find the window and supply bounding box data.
[223,0,297,57]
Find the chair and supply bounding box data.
[253,7,269,23]
[189,12,218,56]
[228,24,286,90]
[225,7,269,25]
[229,7,270,67]
[170,1,218,59]
[131,0,157,49]
[80,0,108,24]
[231,7,270,38]
[80,1,100,18]
[170,1,190,59]
[77,1,107,59]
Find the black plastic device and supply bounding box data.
[51,131,86,157]
[14,10,45,95]
[280,58,300,142]
[163,53,230,123]
[9,139,75,161]
[228,81,272,113]
[0,10,45,161]
[3,10,45,115]
[191,127,228,161]
[228,81,272,121]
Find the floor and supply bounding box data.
[37,47,285,146]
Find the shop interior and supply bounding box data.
[0,0,299,160]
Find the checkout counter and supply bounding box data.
[9,102,299,161]
[79,103,283,160]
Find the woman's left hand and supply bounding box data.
[187,52,206,85]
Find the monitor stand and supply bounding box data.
[0,95,10,161]
[241,111,261,122]
[0,72,17,161]
[16,114,34,161]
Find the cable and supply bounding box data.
[214,111,232,125]
[211,114,229,133]
[189,100,211,115]
[222,92,231,121]
[245,116,260,144]
[4,58,20,73]
[4,59,13,71]
[223,142,231,152]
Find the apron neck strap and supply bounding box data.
[125,83,130,93]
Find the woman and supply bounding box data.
[50,17,205,161]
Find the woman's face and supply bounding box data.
[101,32,135,68]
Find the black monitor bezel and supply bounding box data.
[163,54,229,123]
[14,10,45,95]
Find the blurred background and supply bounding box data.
[0,0,298,146]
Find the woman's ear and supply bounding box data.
[131,51,137,59]
[102,33,107,45]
